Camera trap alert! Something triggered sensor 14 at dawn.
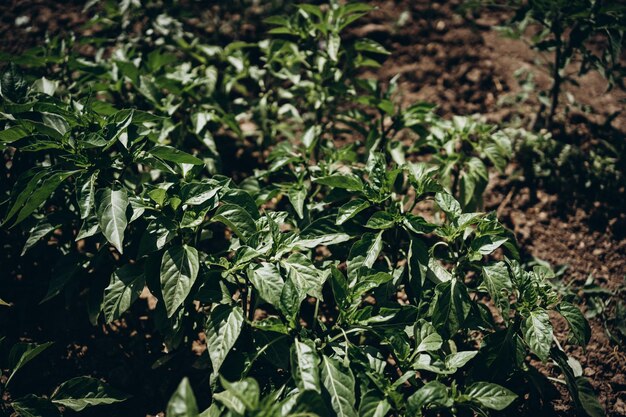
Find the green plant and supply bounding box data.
[0,2,603,416]
[494,0,625,129]
[0,339,128,415]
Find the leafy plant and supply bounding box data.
[0,2,603,416]
[487,0,625,128]
[0,339,129,416]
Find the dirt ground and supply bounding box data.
[0,0,625,416]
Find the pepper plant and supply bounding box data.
[0,2,602,416]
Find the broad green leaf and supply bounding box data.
[358,390,390,417]
[0,125,29,143]
[248,262,284,307]
[481,262,513,313]
[281,253,327,300]
[95,188,129,254]
[414,320,443,353]
[347,232,383,280]
[21,220,59,255]
[432,279,471,338]
[558,301,591,346]
[76,171,99,219]
[407,381,451,415]
[337,198,370,225]
[314,174,364,191]
[575,377,604,417]
[213,204,257,243]
[160,245,200,317]
[445,351,477,370]
[1,63,28,102]
[408,238,428,295]
[328,33,340,62]
[206,304,244,375]
[435,192,461,218]
[321,355,357,417]
[5,170,78,227]
[11,395,60,417]
[292,339,321,393]
[365,211,396,229]
[213,378,259,415]
[465,382,517,411]
[7,342,53,385]
[522,309,553,362]
[149,145,203,165]
[297,216,351,248]
[403,214,437,234]
[279,277,301,328]
[102,264,145,323]
[137,217,177,257]
[288,187,306,219]
[166,378,198,417]
[51,377,129,411]
[354,39,390,55]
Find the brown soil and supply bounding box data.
[1,0,625,416]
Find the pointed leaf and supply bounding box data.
[95,188,128,253]
[160,245,200,317]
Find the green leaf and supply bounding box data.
[432,279,471,338]
[51,377,129,411]
[4,170,78,227]
[481,262,513,312]
[281,253,327,300]
[522,309,553,362]
[213,378,259,415]
[1,63,28,102]
[205,304,244,375]
[575,377,604,417]
[403,214,437,234]
[248,262,284,307]
[292,338,321,393]
[11,395,61,417]
[22,220,59,255]
[365,211,396,229]
[7,342,53,385]
[347,232,383,279]
[315,174,364,191]
[354,39,390,55]
[149,145,203,165]
[415,320,443,353]
[160,245,200,317]
[358,390,390,417]
[337,198,370,225]
[77,171,99,219]
[465,382,517,411]
[558,301,591,346]
[166,378,198,417]
[288,187,306,219]
[137,217,177,257]
[213,204,257,243]
[327,33,340,62]
[95,188,129,254]
[445,351,477,370]
[102,263,145,323]
[0,125,29,143]
[321,355,357,417]
[435,192,461,218]
[407,381,451,415]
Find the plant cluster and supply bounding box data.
[0,2,603,417]
[480,0,625,128]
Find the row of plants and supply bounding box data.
[0,1,609,416]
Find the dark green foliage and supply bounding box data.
[0,2,601,416]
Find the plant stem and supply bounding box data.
[547,21,563,129]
